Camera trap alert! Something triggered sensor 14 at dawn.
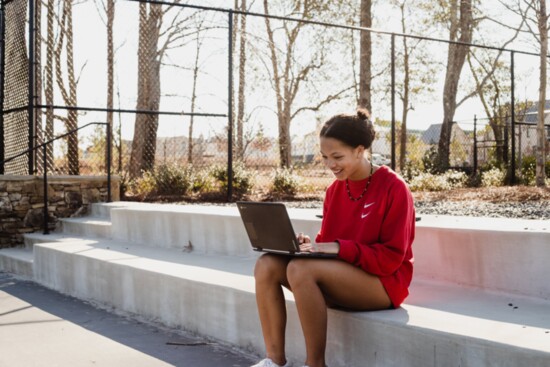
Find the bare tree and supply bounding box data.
[129,5,205,178]
[106,0,115,171]
[129,3,162,178]
[236,0,248,160]
[466,18,525,167]
[187,21,204,164]
[358,0,372,111]
[55,0,79,175]
[498,0,548,186]
[535,0,548,186]
[263,0,352,168]
[437,0,474,170]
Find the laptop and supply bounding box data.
[236,201,337,258]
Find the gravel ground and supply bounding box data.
[278,199,550,220]
[177,197,549,220]
[158,187,550,220]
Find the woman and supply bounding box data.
[252,109,415,367]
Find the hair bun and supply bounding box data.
[356,108,371,121]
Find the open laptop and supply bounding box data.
[236,201,337,258]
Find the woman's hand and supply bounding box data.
[296,232,311,245]
[299,240,340,254]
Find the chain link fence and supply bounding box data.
[2,0,548,198]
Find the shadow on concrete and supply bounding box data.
[0,272,255,367]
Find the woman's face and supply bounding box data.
[320,137,365,181]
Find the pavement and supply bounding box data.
[0,272,257,367]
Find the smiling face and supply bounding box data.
[320,137,368,181]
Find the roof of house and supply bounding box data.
[421,124,443,145]
[523,100,550,124]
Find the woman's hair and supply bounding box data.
[319,108,376,149]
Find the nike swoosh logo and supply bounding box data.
[361,213,369,219]
[364,202,375,209]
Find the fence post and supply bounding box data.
[27,0,36,174]
[0,0,5,174]
[227,10,234,201]
[42,144,49,234]
[473,115,477,175]
[107,123,112,202]
[510,51,516,184]
[390,33,396,171]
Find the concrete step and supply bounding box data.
[31,238,550,367]
[59,217,112,239]
[108,203,321,256]
[415,214,550,300]
[88,203,550,300]
[90,201,146,219]
[0,247,33,279]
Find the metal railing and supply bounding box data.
[0,122,112,234]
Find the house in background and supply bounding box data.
[518,101,550,158]
[421,122,473,167]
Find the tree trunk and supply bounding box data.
[536,0,548,187]
[358,0,372,111]
[3,1,29,174]
[188,28,201,165]
[437,0,473,170]
[106,0,114,171]
[63,0,78,175]
[236,0,247,160]
[399,2,409,171]
[129,3,162,178]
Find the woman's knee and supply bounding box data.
[286,258,315,287]
[254,254,289,282]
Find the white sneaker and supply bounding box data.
[251,358,292,367]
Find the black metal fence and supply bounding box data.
[1,0,548,200]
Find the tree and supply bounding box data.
[129,3,162,179]
[391,0,437,171]
[437,0,474,170]
[534,0,548,187]
[55,0,79,175]
[466,9,525,167]
[358,0,372,111]
[129,5,207,178]
[498,0,548,186]
[263,0,352,168]
[236,0,248,161]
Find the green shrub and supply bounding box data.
[132,164,197,197]
[520,156,550,185]
[421,146,439,174]
[481,167,505,187]
[272,167,301,196]
[210,162,254,198]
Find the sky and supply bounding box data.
[47,0,544,144]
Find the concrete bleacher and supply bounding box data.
[1,202,549,366]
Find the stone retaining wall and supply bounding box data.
[0,175,120,248]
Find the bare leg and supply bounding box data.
[254,254,291,366]
[287,258,391,367]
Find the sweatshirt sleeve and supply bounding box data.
[337,179,415,277]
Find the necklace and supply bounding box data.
[345,162,374,202]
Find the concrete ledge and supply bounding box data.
[0,248,33,278]
[96,203,550,299]
[59,217,112,239]
[31,239,550,367]
[415,215,550,300]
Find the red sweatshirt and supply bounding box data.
[315,165,415,308]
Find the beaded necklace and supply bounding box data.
[345,162,374,202]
